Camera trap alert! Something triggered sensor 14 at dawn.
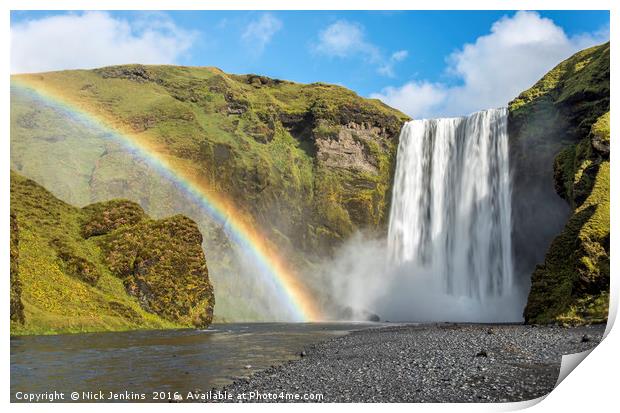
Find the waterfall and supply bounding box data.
[387,108,514,301]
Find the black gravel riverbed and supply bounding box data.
[214,323,604,403]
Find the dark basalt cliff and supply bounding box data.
[10,171,214,335]
[508,42,610,324]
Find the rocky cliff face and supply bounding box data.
[10,171,214,335]
[508,42,610,324]
[11,66,408,320]
[10,214,24,324]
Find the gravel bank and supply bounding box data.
[215,323,604,403]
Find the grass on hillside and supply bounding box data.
[10,171,212,335]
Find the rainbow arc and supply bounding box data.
[12,76,322,322]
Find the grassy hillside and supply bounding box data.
[508,42,610,324]
[11,65,408,320]
[10,171,214,335]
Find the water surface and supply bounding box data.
[11,322,378,401]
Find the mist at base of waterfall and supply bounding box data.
[323,234,527,323]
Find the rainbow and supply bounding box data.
[11,76,322,322]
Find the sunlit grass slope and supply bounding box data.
[10,171,214,335]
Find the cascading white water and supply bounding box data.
[387,108,514,301]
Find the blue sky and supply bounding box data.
[11,10,609,117]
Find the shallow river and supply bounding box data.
[11,322,378,402]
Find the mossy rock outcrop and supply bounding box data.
[95,213,214,327]
[509,42,610,324]
[10,214,25,324]
[10,171,214,335]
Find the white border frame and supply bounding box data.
[2,2,617,412]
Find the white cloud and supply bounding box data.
[315,20,379,60]
[11,11,195,73]
[315,20,406,77]
[391,50,409,62]
[378,49,409,77]
[242,13,282,54]
[371,11,609,119]
[372,81,447,119]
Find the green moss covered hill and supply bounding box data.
[11,66,408,320]
[10,171,214,335]
[509,42,610,324]
[12,66,408,253]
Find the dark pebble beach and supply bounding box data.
[212,323,605,403]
